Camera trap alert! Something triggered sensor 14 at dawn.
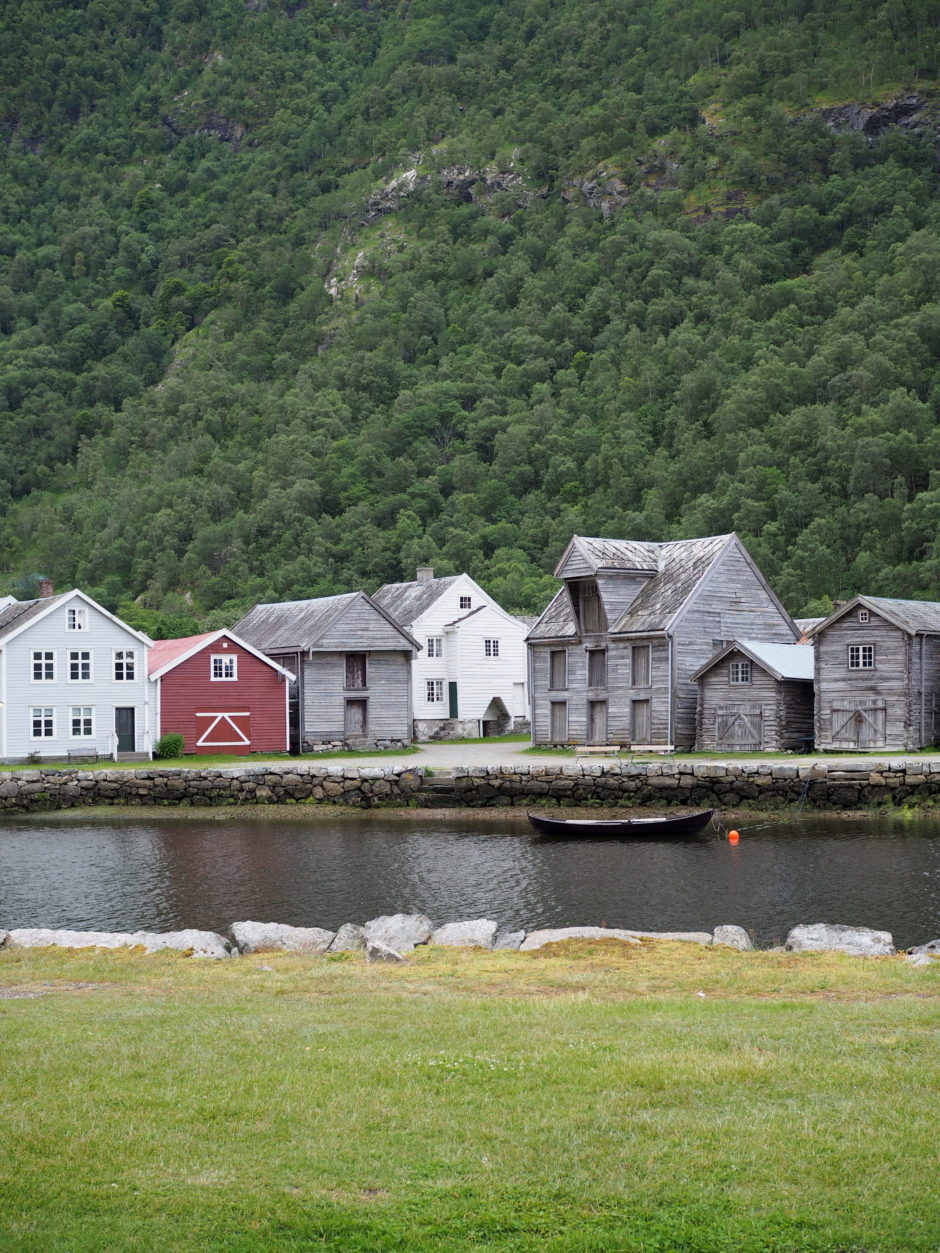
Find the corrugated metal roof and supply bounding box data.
[0,593,69,643]
[736,639,814,681]
[233,593,359,650]
[610,535,731,634]
[372,575,461,625]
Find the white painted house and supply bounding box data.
[373,569,530,738]
[0,589,154,762]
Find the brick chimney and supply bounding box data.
[416,567,434,583]
[38,578,54,598]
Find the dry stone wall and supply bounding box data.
[2,758,940,813]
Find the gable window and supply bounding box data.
[549,649,568,690]
[70,706,94,738]
[31,707,55,739]
[587,649,607,688]
[426,637,443,658]
[344,653,367,689]
[570,579,605,634]
[68,649,92,682]
[211,654,237,681]
[114,650,136,681]
[631,644,651,688]
[426,679,444,703]
[729,660,752,684]
[66,607,87,631]
[31,650,55,682]
[459,595,472,610]
[858,609,869,624]
[848,644,875,669]
[484,638,499,657]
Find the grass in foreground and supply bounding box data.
[2,747,422,772]
[1,941,938,1252]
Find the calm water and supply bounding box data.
[0,811,938,948]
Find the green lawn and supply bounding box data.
[1,942,937,1252]
[0,746,421,772]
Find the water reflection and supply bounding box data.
[0,811,937,948]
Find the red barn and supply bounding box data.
[149,631,295,755]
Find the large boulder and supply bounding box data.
[7,927,232,959]
[328,923,367,952]
[366,939,409,964]
[363,913,434,953]
[906,937,940,965]
[493,930,526,950]
[712,925,754,951]
[231,921,335,955]
[431,919,499,949]
[784,923,895,957]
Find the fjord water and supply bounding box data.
[0,811,937,949]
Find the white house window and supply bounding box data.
[70,706,94,738]
[211,654,238,681]
[31,650,55,682]
[114,650,136,681]
[848,644,875,669]
[484,638,499,657]
[729,660,752,684]
[426,679,444,703]
[426,637,443,658]
[66,607,87,631]
[31,707,55,739]
[68,649,92,681]
[459,595,471,609]
[858,609,869,624]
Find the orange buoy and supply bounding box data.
[728,830,740,844]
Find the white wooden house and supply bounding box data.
[0,589,154,762]
[373,569,530,739]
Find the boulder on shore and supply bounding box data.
[231,921,335,955]
[7,927,232,959]
[712,925,754,951]
[364,913,433,953]
[431,919,499,949]
[329,922,367,952]
[784,923,895,957]
[366,939,408,964]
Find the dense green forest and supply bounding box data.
[2,0,940,633]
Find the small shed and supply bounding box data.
[149,630,295,755]
[693,639,814,752]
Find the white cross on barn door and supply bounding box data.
[195,712,251,747]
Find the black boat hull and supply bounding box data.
[526,809,715,838]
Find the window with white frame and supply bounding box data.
[66,607,87,631]
[729,660,752,684]
[426,679,444,703]
[848,644,875,669]
[68,649,92,681]
[484,638,499,657]
[211,654,237,681]
[114,649,136,681]
[70,706,94,737]
[858,608,869,624]
[31,650,55,682]
[31,707,55,739]
[426,637,443,658]
[459,595,471,609]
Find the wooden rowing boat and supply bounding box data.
[526,809,715,838]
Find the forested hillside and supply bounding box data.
[2,0,940,632]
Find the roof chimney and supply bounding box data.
[416,567,434,583]
[38,578,54,599]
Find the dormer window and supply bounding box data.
[569,579,606,634]
[67,607,87,631]
[858,609,869,624]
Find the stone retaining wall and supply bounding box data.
[1,758,940,812]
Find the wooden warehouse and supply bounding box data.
[693,639,814,752]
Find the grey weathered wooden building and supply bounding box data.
[233,592,419,751]
[812,595,940,751]
[693,639,814,752]
[527,534,799,749]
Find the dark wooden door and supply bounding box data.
[115,707,135,753]
[631,699,651,743]
[345,699,367,738]
[588,700,608,744]
[716,705,763,750]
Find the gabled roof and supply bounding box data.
[554,536,659,578]
[526,586,578,641]
[372,575,462,624]
[233,591,419,651]
[0,589,152,648]
[692,638,814,683]
[813,594,940,637]
[148,630,296,682]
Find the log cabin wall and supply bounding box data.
[814,611,912,750]
[301,651,412,746]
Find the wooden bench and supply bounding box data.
[575,745,622,757]
[67,751,99,764]
[628,744,676,757]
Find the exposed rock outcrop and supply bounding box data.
[817,93,936,143]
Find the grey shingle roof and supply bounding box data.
[858,595,940,635]
[233,593,360,650]
[0,593,70,643]
[526,587,577,640]
[372,575,460,626]
[611,535,731,633]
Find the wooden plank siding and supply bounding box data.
[302,651,412,745]
[696,654,813,751]
[315,600,411,651]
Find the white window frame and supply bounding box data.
[30,706,56,739]
[426,679,444,703]
[857,608,869,624]
[68,649,92,682]
[113,649,136,682]
[69,705,95,738]
[729,660,752,685]
[459,595,472,610]
[211,654,238,681]
[426,637,443,658]
[484,638,499,657]
[848,644,875,670]
[66,606,88,631]
[31,649,56,683]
